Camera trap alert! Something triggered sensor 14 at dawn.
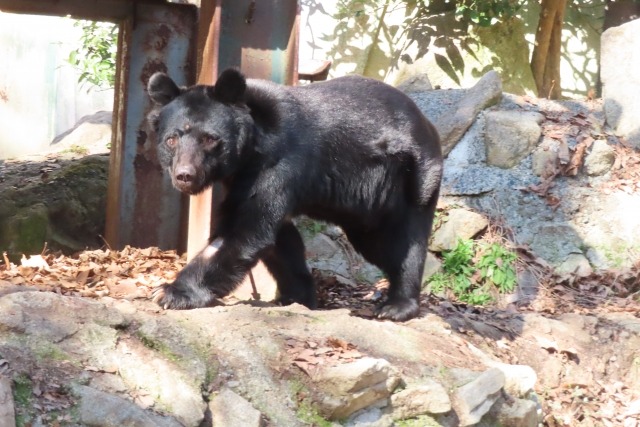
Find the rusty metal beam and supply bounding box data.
[0,0,169,22]
[217,0,299,82]
[105,2,196,251]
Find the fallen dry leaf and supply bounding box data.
[21,254,50,269]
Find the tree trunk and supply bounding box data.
[530,0,568,98]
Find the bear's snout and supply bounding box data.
[171,164,203,194]
[175,164,196,184]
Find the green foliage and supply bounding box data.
[61,144,90,156]
[477,242,517,293]
[67,20,118,90]
[455,0,521,26]
[13,374,33,407]
[336,1,522,26]
[428,238,518,305]
[296,399,334,427]
[290,380,334,427]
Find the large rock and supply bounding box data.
[557,253,593,277]
[421,252,443,284]
[454,368,505,426]
[0,154,109,260]
[396,73,433,93]
[429,208,489,252]
[529,224,583,267]
[485,111,544,169]
[311,357,401,420]
[3,286,640,426]
[209,388,263,427]
[602,18,640,149]
[49,110,112,155]
[73,385,182,427]
[439,71,503,155]
[486,396,538,427]
[390,380,451,419]
[411,70,502,155]
[0,291,207,426]
[583,139,615,176]
[531,138,561,177]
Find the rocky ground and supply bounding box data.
[0,241,639,426]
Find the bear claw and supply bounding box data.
[375,299,420,322]
[151,282,220,310]
[151,285,171,309]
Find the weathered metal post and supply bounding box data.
[105,3,197,252]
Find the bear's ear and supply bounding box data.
[148,73,181,106]
[211,68,246,104]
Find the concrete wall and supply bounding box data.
[0,12,114,159]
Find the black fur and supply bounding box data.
[147,69,443,321]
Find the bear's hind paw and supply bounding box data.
[375,298,420,322]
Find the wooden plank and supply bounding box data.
[187,0,222,261]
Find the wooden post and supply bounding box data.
[187,0,222,261]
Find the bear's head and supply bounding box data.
[147,69,252,194]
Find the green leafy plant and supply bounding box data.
[61,144,90,156]
[477,242,517,293]
[428,238,518,305]
[455,0,521,27]
[67,20,118,90]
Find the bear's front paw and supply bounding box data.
[152,282,219,310]
[375,298,420,321]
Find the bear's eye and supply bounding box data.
[203,135,221,149]
[166,136,178,148]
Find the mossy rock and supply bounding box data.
[0,204,49,258]
[0,154,109,260]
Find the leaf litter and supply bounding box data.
[1,245,184,301]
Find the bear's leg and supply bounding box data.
[345,207,433,321]
[374,234,427,321]
[261,222,317,309]
[151,237,260,309]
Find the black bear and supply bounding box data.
[147,68,442,321]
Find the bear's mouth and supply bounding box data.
[172,179,205,195]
